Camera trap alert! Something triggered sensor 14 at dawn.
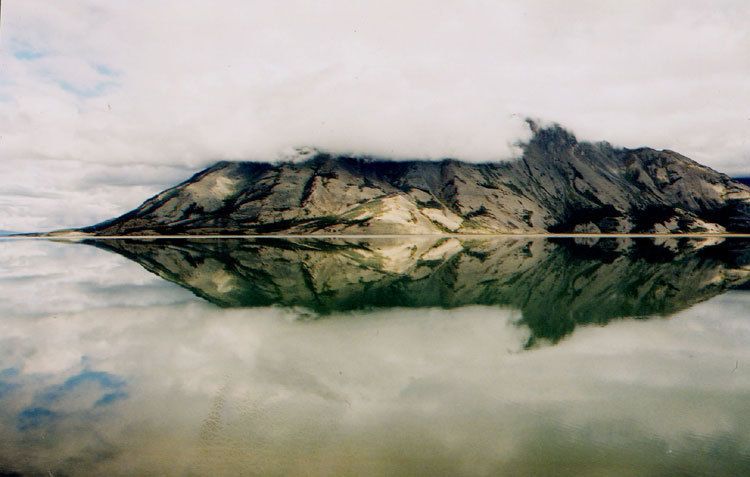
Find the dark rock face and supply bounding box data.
[86,237,750,346]
[83,124,750,235]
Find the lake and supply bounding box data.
[1,236,749,476]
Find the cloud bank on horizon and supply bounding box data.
[1,0,749,231]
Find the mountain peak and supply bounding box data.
[526,120,577,147]
[79,124,750,236]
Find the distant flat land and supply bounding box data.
[4,232,750,240]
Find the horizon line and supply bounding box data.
[3,232,750,241]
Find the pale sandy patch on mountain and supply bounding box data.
[420,208,463,231]
[185,173,238,202]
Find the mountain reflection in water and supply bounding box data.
[1,237,750,476]
[87,236,750,347]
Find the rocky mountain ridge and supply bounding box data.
[81,123,750,235]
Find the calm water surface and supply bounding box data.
[0,237,749,476]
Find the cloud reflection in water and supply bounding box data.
[0,238,748,476]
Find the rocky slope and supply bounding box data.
[82,122,750,235]
[87,237,750,346]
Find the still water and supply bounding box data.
[0,237,749,476]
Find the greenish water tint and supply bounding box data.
[0,237,749,476]
[87,236,750,347]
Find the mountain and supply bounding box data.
[85,236,750,347]
[80,122,750,235]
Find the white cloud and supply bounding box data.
[0,158,192,231]
[1,0,749,230]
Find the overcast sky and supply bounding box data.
[1,0,749,231]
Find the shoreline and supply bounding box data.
[3,232,750,241]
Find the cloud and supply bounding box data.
[0,0,749,230]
